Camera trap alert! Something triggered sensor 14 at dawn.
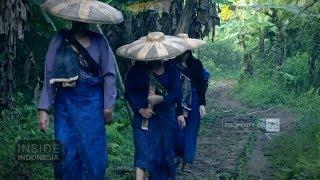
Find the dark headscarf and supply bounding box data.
[175,50,207,106]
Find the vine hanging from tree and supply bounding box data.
[1,0,28,107]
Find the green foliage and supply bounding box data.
[0,93,54,179]
[199,33,242,79]
[233,72,320,179]
[280,53,311,92]
[107,121,134,177]
[234,77,286,106]
[0,94,134,179]
[27,0,69,34]
[107,98,134,177]
[268,90,320,179]
[231,6,320,173]
[218,0,233,4]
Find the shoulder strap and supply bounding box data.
[60,29,100,77]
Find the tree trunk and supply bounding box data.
[1,0,27,108]
[0,58,13,108]
[243,52,253,76]
[239,33,253,76]
[259,26,265,60]
[211,26,215,43]
[275,31,286,67]
[269,9,286,67]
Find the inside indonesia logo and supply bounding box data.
[15,140,64,163]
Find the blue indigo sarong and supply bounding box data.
[54,76,107,180]
[148,107,177,180]
[126,62,180,180]
[132,106,177,180]
[176,88,200,163]
[133,114,153,170]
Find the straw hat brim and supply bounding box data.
[176,33,206,50]
[184,38,206,50]
[41,0,123,24]
[116,33,189,61]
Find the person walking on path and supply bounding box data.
[38,0,123,179]
[173,33,210,173]
[119,32,188,180]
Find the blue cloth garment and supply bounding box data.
[39,31,117,111]
[125,61,181,179]
[203,69,211,81]
[175,88,200,163]
[175,65,203,163]
[54,76,107,180]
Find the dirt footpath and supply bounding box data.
[177,80,296,179]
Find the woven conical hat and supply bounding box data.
[116,32,189,61]
[177,33,206,50]
[41,0,123,24]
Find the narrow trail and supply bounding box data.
[177,80,296,179]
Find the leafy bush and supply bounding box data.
[107,99,134,177]
[281,53,310,92]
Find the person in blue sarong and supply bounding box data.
[38,1,123,179]
[38,22,117,179]
[174,50,210,173]
[118,31,189,180]
[125,60,186,180]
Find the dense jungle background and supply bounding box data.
[0,0,319,179]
